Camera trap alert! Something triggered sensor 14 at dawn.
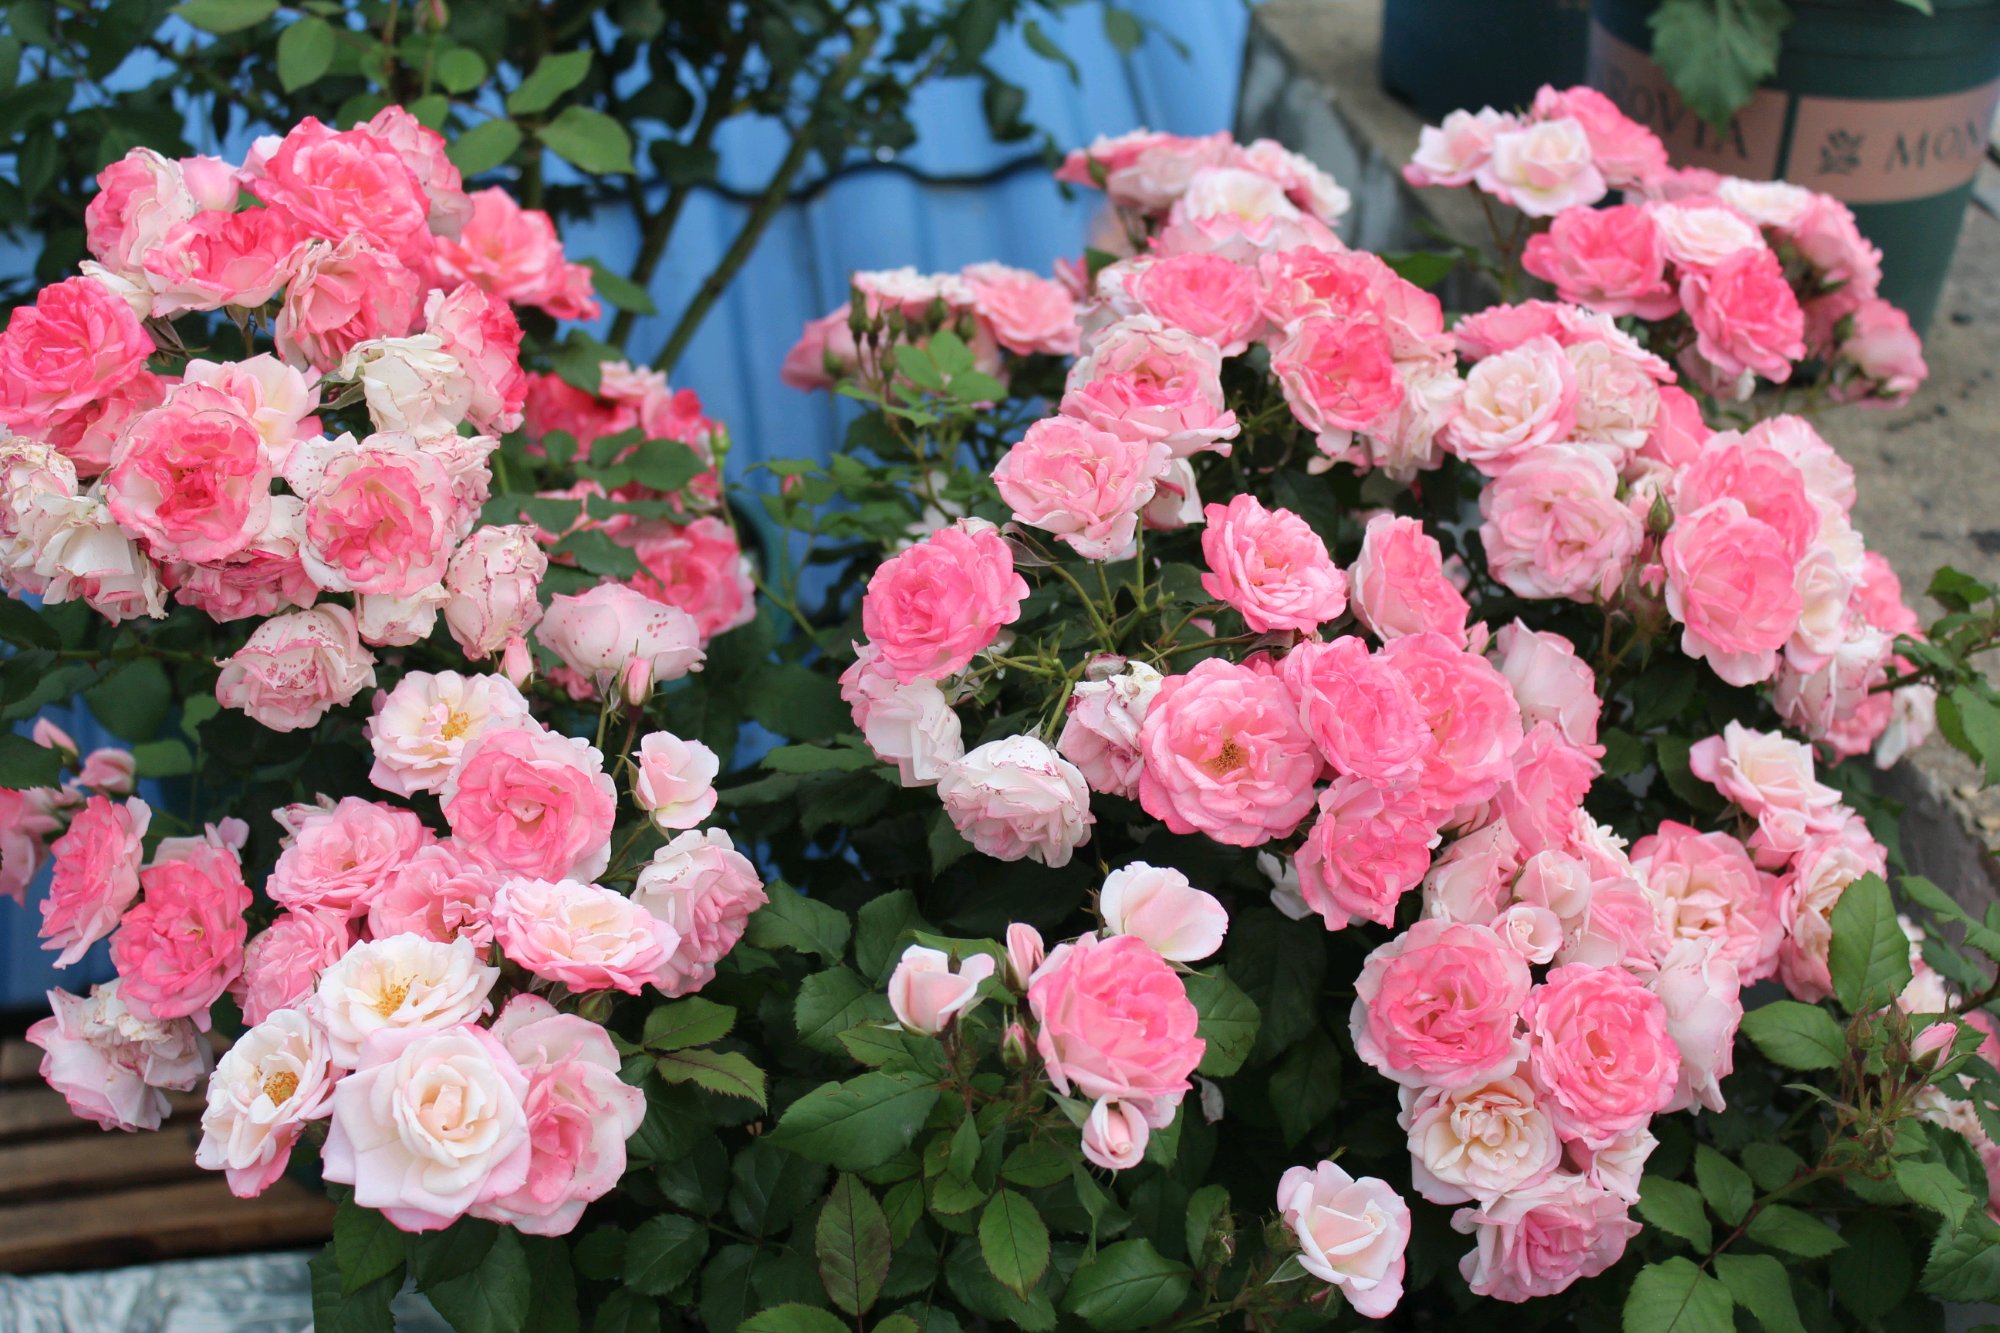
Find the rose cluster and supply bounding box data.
[26,661,766,1235]
[1406,85,1923,405]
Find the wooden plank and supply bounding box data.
[0,1086,203,1142]
[0,1176,333,1274]
[0,1038,41,1085]
[0,1128,205,1202]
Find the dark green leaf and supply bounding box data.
[309,1245,398,1333]
[1744,1204,1844,1258]
[746,883,852,961]
[978,1191,1049,1300]
[768,1072,940,1170]
[582,259,656,315]
[643,997,736,1051]
[1637,1176,1713,1251]
[171,0,277,34]
[1061,1239,1191,1330]
[795,969,894,1054]
[1184,971,1258,1077]
[1622,1256,1734,1332]
[538,107,635,174]
[1896,1159,1975,1228]
[0,732,63,789]
[1694,1146,1753,1227]
[1922,1217,2000,1300]
[277,16,336,91]
[655,1048,767,1107]
[1269,1031,1341,1145]
[333,1202,406,1295]
[1647,0,1792,128]
[506,49,591,115]
[1948,687,2000,784]
[816,1174,892,1316]
[596,1290,662,1333]
[1739,1001,1847,1071]
[624,1215,708,1297]
[738,1305,848,1333]
[1830,1213,1912,1322]
[423,1227,531,1333]
[1184,1184,1229,1268]
[85,658,170,742]
[856,891,928,982]
[762,744,879,775]
[1828,873,1912,1015]
[1714,1253,1804,1333]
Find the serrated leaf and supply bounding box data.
[1896,1159,1975,1228]
[1184,1184,1229,1268]
[623,1215,707,1297]
[506,49,590,115]
[0,731,63,788]
[538,106,634,174]
[1715,1253,1804,1333]
[422,1227,531,1333]
[310,1245,398,1333]
[768,1072,940,1171]
[795,969,893,1054]
[856,891,927,983]
[1060,1239,1190,1330]
[447,119,522,177]
[656,1048,766,1107]
[1694,1146,1754,1227]
[738,1306,848,1333]
[1948,687,2000,784]
[815,1174,892,1316]
[1829,873,1912,1015]
[979,1191,1049,1300]
[1637,1176,1713,1251]
[1184,971,1258,1077]
[1739,1000,1848,1070]
[643,997,736,1051]
[1001,1137,1070,1189]
[1831,1213,1912,1322]
[1744,1203,1844,1257]
[1647,0,1791,128]
[1922,1218,2000,1300]
[333,1202,406,1294]
[1622,1256,1734,1333]
[1901,874,2000,959]
[746,883,852,961]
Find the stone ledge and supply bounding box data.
[1237,0,2000,908]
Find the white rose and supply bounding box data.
[340,334,473,435]
[194,1008,336,1198]
[313,933,498,1067]
[366,669,532,798]
[1401,1076,1562,1204]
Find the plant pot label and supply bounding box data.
[1589,21,2000,205]
[1587,23,1785,177]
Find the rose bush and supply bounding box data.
[7,87,2000,1333]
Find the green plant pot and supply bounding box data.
[1590,0,2000,332]
[1381,0,1593,122]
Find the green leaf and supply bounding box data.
[978,1191,1049,1299]
[1061,1239,1191,1330]
[332,1202,406,1295]
[1714,1253,1804,1333]
[655,1048,767,1107]
[538,107,635,174]
[1622,1256,1734,1333]
[1694,1146,1754,1227]
[746,884,852,961]
[1896,1159,1975,1228]
[1655,732,1726,815]
[1739,1143,1806,1192]
[746,664,847,743]
[171,0,277,34]
[1739,1000,1847,1070]
[277,15,335,91]
[130,737,195,778]
[436,48,488,94]
[768,1072,940,1171]
[1922,1217,2000,1300]
[643,997,736,1051]
[762,744,879,775]
[309,1245,399,1333]
[1947,687,2000,784]
[1382,250,1456,289]
[1184,1184,1229,1268]
[1743,1204,1844,1258]
[1647,0,1792,128]
[446,119,522,177]
[1637,1176,1713,1251]
[1829,873,1912,1015]
[1184,971,1259,1077]
[815,1174,892,1316]
[1929,565,1996,612]
[856,891,928,982]
[1101,5,1144,53]
[946,1115,979,1183]
[624,1215,708,1297]
[521,1235,579,1333]
[795,969,894,1054]
[1269,1031,1341,1145]
[423,1227,532,1333]
[506,49,591,115]
[738,1306,849,1333]
[85,658,170,743]
[1001,1138,1070,1191]
[1901,874,2000,959]
[0,597,58,650]
[582,258,657,315]
[408,1219,499,1287]
[1831,1213,1912,1323]
[0,732,63,789]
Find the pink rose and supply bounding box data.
[360,105,473,237]
[1282,637,1428,788]
[194,1008,336,1198]
[1099,861,1229,962]
[1275,1161,1410,1318]
[1553,880,1671,973]
[1137,657,1321,847]
[1255,246,1448,358]
[268,796,432,919]
[1491,903,1564,967]
[1382,632,1525,812]
[1650,939,1743,1114]
[1491,621,1601,752]
[1061,315,1240,458]
[1524,964,1678,1146]
[39,795,150,967]
[1401,1074,1561,1204]
[1834,296,1928,405]
[276,237,421,372]
[1348,514,1470,643]
[250,117,434,268]
[322,1024,531,1232]
[285,431,460,597]
[1631,820,1782,982]
[631,829,768,997]
[781,307,862,390]
[432,188,599,320]
[887,944,997,1034]
[1649,201,1764,268]
[1531,86,1669,187]
[1269,314,1404,451]
[1663,500,1802,686]
[422,283,528,434]
[1005,922,1046,990]
[994,415,1169,561]
[1452,1172,1640,1302]
[367,841,499,950]
[85,148,203,276]
[0,275,157,444]
[1405,107,1517,188]
[1444,335,1578,475]
[1777,817,1887,1002]
[1680,246,1806,385]
[1130,252,1264,356]
[1521,204,1676,319]
[442,723,617,883]
[104,385,273,565]
[1672,431,1819,565]
[1029,932,1204,1116]
[1351,919,1529,1088]
[111,839,252,1024]
[442,524,548,659]
[1080,1098,1151,1171]
[938,735,1094,868]
[1689,720,1844,856]
[1640,383,1709,470]
[960,261,1078,357]
[236,909,354,1027]
[142,205,303,316]
[1295,777,1441,930]
[625,517,757,643]
[1479,444,1642,603]
[29,982,210,1131]
[1200,494,1349,632]
[367,669,532,798]
[471,996,646,1236]
[1476,118,1607,216]
[164,506,318,624]
[839,642,965,787]
[537,584,705,696]
[30,490,169,622]
[491,877,670,995]
[1057,660,1163,800]
[633,730,720,831]
[1489,723,1600,858]
[860,518,1027,684]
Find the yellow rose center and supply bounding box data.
[440,709,471,741]
[262,1071,299,1105]
[372,981,409,1018]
